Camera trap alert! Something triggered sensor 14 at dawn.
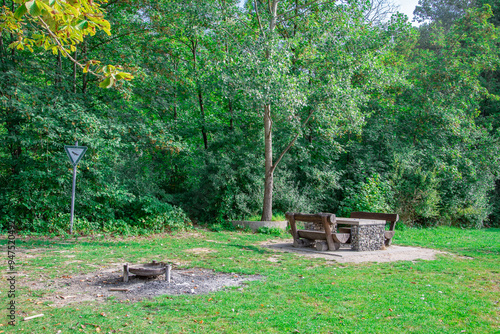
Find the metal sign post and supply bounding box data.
[64,142,88,234]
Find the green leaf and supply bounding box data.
[26,0,42,17]
[99,76,114,89]
[116,72,133,80]
[14,4,27,19]
[49,0,56,6]
[75,20,89,30]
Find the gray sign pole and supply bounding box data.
[69,141,78,234]
[64,142,87,234]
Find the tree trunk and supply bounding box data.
[228,98,234,130]
[260,0,279,221]
[56,50,62,87]
[73,49,77,93]
[198,90,208,149]
[261,104,273,221]
[0,32,4,66]
[82,40,88,94]
[173,61,178,120]
[191,39,208,149]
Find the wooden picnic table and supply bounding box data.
[286,212,399,252]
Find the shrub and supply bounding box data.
[339,174,393,217]
[256,226,284,236]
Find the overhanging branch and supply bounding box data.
[38,17,103,79]
[270,108,315,173]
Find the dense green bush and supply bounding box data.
[339,174,393,217]
[1,1,499,233]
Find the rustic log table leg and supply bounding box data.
[286,213,299,246]
[165,264,171,282]
[315,241,329,251]
[123,263,129,282]
[322,215,336,250]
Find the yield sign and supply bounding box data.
[64,145,88,166]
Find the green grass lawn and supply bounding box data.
[1,227,499,333]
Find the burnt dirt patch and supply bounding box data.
[26,267,262,306]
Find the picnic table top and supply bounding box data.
[335,217,387,226]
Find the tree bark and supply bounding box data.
[191,39,208,149]
[198,90,208,150]
[0,32,4,65]
[173,60,178,120]
[56,50,62,87]
[228,98,234,130]
[260,0,279,221]
[269,0,279,31]
[261,104,273,221]
[73,49,77,93]
[82,40,88,94]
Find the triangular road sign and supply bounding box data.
[64,145,88,166]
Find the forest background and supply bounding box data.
[1,0,499,235]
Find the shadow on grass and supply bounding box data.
[227,244,273,254]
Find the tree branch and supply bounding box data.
[38,17,103,79]
[275,0,318,19]
[276,0,337,21]
[271,108,315,173]
[102,0,121,8]
[89,28,148,52]
[254,0,265,37]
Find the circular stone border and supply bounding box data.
[231,220,288,231]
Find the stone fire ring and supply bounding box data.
[129,262,167,276]
[124,261,171,282]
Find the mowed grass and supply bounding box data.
[0,227,498,333]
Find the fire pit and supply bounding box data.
[123,261,172,282]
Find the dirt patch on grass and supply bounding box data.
[24,266,261,306]
[261,238,447,263]
[184,248,217,254]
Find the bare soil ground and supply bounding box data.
[261,238,448,263]
[25,266,262,306]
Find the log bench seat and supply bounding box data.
[286,212,347,251]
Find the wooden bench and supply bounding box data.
[348,211,399,246]
[285,212,350,251]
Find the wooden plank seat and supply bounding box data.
[349,211,399,246]
[286,212,348,251]
[338,227,352,243]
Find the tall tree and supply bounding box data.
[413,0,475,26]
